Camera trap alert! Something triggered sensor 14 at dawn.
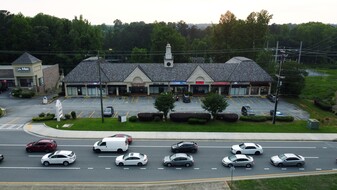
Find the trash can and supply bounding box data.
[307,119,319,129]
[42,96,48,104]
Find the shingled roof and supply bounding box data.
[63,56,273,83]
[12,52,41,65]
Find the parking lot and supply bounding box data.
[56,96,309,120]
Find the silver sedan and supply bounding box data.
[270,153,305,167]
[222,154,254,168]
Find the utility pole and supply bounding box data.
[298,41,302,64]
[272,49,286,124]
[97,52,104,123]
[274,41,279,63]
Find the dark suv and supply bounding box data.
[26,139,57,152]
[171,141,198,153]
[182,94,191,103]
[241,105,255,116]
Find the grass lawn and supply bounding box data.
[44,119,337,133]
[229,173,337,190]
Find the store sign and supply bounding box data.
[170,81,186,85]
[212,82,230,85]
[16,67,30,72]
[195,81,204,84]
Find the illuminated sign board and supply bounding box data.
[195,81,204,84]
[170,81,186,85]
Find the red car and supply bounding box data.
[110,134,133,144]
[26,139,57,152]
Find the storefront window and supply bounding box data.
[250,87,259,95]
[260,86,268,95]
[230,86,248,95]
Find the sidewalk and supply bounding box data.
[24,123,337,141]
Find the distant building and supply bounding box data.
[0,52,60,94]
[63,44,273,97]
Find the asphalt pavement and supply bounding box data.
[24,123,337,141]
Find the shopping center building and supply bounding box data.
[63,44,273,97]
[0,52,60,94]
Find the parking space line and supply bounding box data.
[7,117,20,124]
[77,111,83,118]
[89,111,95,118]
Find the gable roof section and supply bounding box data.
[186,65,214,82]
[63,57,272,83]
[124,66,152,83]
[12,52,41,65]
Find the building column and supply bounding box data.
[208,85,211,93]
[116,87,119,96]
[85,84,88,96]
[126,84,130,93]
[147,84,150,96]
[64,83,68,97]
[218,87,221,95]
[248,85,252,95]
[188,84,191,92]
[268,82,272,94]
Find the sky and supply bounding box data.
[3,0,337,25]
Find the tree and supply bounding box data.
[154,92,175,120]
[279,61,307,97]
[130,47,150,63]
[201,93,228,118]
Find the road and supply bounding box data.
[0,131,336,182]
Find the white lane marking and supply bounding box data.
[264,168,270,170]
[123,168,129,170]
[246,168,252,170]
[105,168,111,170]
[304,157,319,159]
[194,168,200,170]
[332,168,337,170]
[158,168,164,170]
[88,168,93,170]
[28,155,44,157]
[211,168,217,170]
[176,168,182,170]
[281,168,287,170]
[140,168,146,170]
[0,167,80,170]
[316,168,322,171]
[263,147,316,149]
[323,147,327,149]
[299,168,305,171]
[98,156,118,158]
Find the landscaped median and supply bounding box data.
[43,119,337,133]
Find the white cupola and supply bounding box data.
[164,43,174,67]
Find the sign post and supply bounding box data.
[55,100,63,122]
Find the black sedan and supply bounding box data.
[171,141,198,153]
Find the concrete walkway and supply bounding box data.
[24,123,337,141]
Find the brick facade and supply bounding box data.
[42,64,60,93]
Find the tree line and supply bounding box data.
[1,10,336,75]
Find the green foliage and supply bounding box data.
[201,93,229,118]
[279,61,307,97]
[0,108,3,117]
[128,115,138,122]
[39,112,46,117]
[32,114,54,122]
[154,92,175,120]
[130,47,150,63]
[71,111,77,119]
[64,114,71,119]
[188,118,207,125]
[240,115,269,122]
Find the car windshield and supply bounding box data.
[228,155,237,161]
[169,154,177,160]
[177,142,184,146]
[239,143,246,149]
[278,154,287,160]
[68,152,74,157]
[48,152,57,158]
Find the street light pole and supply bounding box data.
[98,54,104,123]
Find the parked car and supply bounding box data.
[0,154,3,162]
[115,152,148,166]
[109,134,133,144]
[222,154,254,168]
[182,94,191,103]
[231,143,263,155]
[267,94,276,103]
[270,110,284,116]
[241,105,255,116]
[163,153,194,167]
[171,141,198,153]
[41,150,76,166]
[103,106,114,117]
[270,153,305,167]
[26,139,57,152]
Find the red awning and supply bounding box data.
[212,82,230,85]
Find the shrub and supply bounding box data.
[188,118,207,125]
[64,114,71,119]
[240,115,269,122]
[0,108,3,117]
[46,113,55,118]
[214,113,239,122]
[267,116,295,122]
[154,116,162,122]
[32,114,55,122]
[71,111,77,119]
[11,88,22,97]
[128,115,138,122]
[58,91,65,96]
[314,99,332,111]
[170,112,211,122]
[138,112,155,122]
[21,90,35,98]
[39,112,46,117]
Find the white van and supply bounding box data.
[93,137,128,153]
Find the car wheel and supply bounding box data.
[167,163,172,167]
[117,149,123,153]
[26,148,31,153]
[255,151,260,155]
[277,163,283,167]
[137,162,143,166]
[94,149,101,153]
[43,161,49,166]
[228,164,233,168]
[191,149,197,153]
[296,163,303,167]
[185,163,191,167]
[118,162,124,166]
[236,151,241,154]
[63,161,69,166]
[246,164,252,168]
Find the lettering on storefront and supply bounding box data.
[16,67,30,72]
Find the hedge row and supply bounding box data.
[32,114,55,121]
[214,113,239,122]
[188,118,208,125]
[314,99,333,111]
[169,112,211,122]
[240,115,294,122]
[137,112,164,122]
